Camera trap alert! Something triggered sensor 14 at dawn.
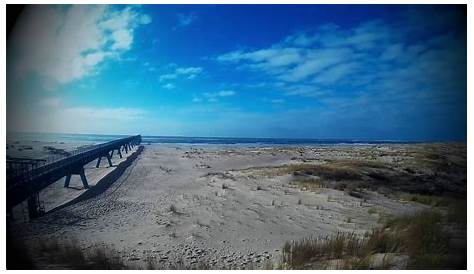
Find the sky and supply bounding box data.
[7,5,467,141]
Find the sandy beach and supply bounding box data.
[8,142,466,269]
[6,3,467,270]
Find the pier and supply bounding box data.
[7,135,142,219]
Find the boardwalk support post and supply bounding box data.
[64,166,89,189]
[96,152,113,168]
[27,192,44,219]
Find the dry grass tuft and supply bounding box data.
[169,204,178,213]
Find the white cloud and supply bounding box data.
[139,14,152,25]
[111,29,133,50]
[159,74,178,82]
[283,84,324,97]
[215,19,407,98]
[10,5,151,86]
[177,13,197,27]
[162,83,175,90]
[215,20,395,97]
[9,97,148,134]
[283,32,318,47]
[218,46,355,84]
[312,62,360,85]
[175,67,202,74]
[200,90,236,102]
[159,66,203,82]
[281,48,354,82]
[217,48,302,69]
[283,21,390,50]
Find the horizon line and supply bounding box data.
[6,130,467,143]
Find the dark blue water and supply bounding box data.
[7,132,419,146]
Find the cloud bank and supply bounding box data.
[9,5,151,86]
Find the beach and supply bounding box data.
[7,140,466,269]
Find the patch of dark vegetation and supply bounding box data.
[286,144,466,198]
[7,236,271,270]
[280,230,397,269]
[7,237,126,270]
[290,163,363,182]
[398,193,466,226]
[280,209,466,270]
[399,193,453,207]
[204,172,235,180]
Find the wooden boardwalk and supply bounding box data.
[7,135,142,218]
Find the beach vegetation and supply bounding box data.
[279,209,465,270]
[8,238,126,269]
[368,208,377,215]
[169,204,178,214]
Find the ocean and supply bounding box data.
[7,132,417,146]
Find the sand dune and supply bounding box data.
[9,143,465,269]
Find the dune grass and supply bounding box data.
[399,193,453,207]
[7,237,127,270]
[285,160,391,193]
[284,146,466,198]
[280,229,398,269]
[398,193,466,225]
[288,163,363,182]
[280,209,465,270]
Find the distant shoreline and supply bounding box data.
[7,131,465,147]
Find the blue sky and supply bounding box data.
[7,5,466,140]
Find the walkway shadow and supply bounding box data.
[64,186,84,191]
